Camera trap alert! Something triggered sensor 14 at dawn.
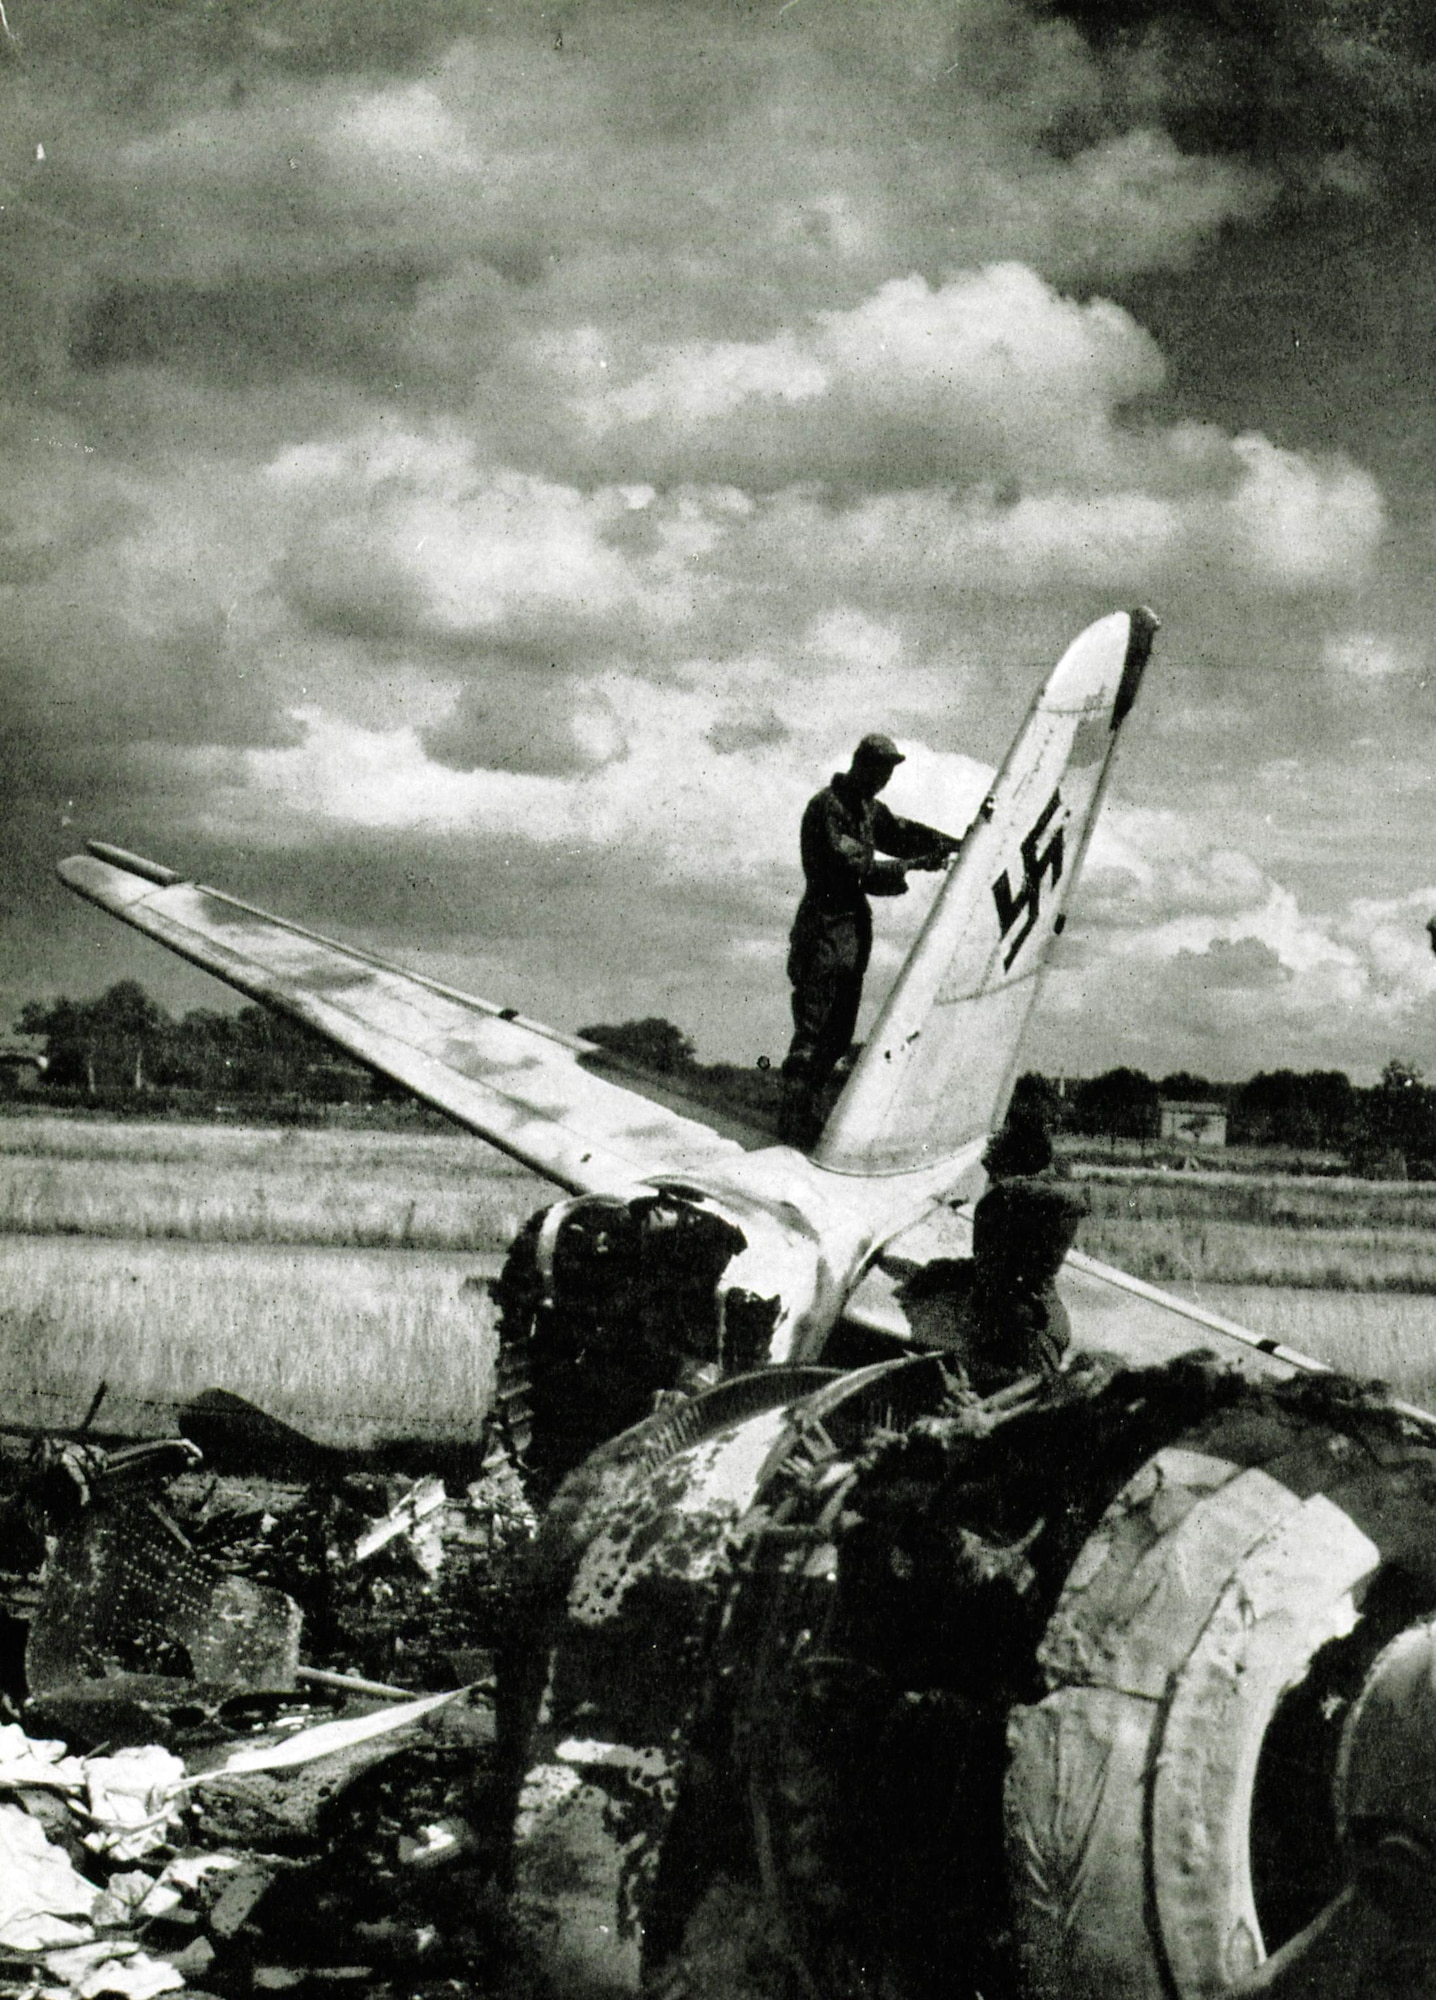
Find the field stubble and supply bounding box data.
[1181,1284,1436,1409]
[2,1115,1436,1434]
[0,1113,548,1249]
[0,1116,546,1442]
[1076,1168,1436,1292]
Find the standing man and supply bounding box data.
[780,733,960,1148]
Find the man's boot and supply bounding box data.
[778,1070,821,1150]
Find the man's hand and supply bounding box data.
[910,843,959,872]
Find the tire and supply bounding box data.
[1006,1400,1436,2000]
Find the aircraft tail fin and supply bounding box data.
[814,608,1157,1179]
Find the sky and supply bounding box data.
[3,0,1436,1086]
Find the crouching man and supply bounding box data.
[897,1112,1086,1394]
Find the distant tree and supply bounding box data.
[1361,1059,1436,1165]
[17,986,370,1106]
[219,1004,367,1099]
[18,996,89,1088]
[1301,1071,1358,1150]
[20,981,170,1091]
[1008,1071,1067,1134]
[156,1008,242,1091]
[579,1018,698,1074]
[1229,1070,1356,1151]
[1160,1072,1216,1103]
[1070,1067,1160,1142]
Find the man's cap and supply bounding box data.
[854,732,905,765]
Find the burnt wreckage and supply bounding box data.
[506,1351,1436,1998]
[55,606,1436,1994]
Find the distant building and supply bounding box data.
[0,1034,47,1096]
[1159,1100,1227,1148]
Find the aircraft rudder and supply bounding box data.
[1112,606,1159,730]
[815,608,1157,1180]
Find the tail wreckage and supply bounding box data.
[59,607,1436,1998]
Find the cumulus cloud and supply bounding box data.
[1078,833,1271,930]
[570,266,1168,488]
[1033,802,1436,1080]
[1216,437,1385,590]
[1322,631,1416,680]
[1172,935,1290,990]
[208,684,990,888]
[0,0,1429,1088]
[1051,0,1436,205]
[273,438,705,648]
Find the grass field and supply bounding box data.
[2,1112,1435,1440]
[1178,1284,1436,1409]
[0,1113,549,1249]
[0,1115,536,1443]
[1074,1167,1436,1290]
[0,1234,503,1445]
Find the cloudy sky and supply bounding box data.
[4,0,1436,1085]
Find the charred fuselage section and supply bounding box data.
[504,1352,1436,2000]
[490,1191,783,1496]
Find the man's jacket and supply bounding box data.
[792,773,952,940]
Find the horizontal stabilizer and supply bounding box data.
[58,849,745,1196]
[844,1215,1436,1433]
[817,609,1157,1178]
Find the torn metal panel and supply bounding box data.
[511,1398,800,1999]
[0,1800,100,1950]
[1006,1686,1161,2000]
[353,1477,447,1572]
[26,1495,301,1704]
[198,1686,466,1780]
[510,1356,961,1999]
[80,1746,187,1861]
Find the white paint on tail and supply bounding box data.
[816,608,1157,1179]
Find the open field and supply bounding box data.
[1074,1166,1436,1290]
[0,1115,535,1443]
[0,1112,549,1248]
[2,1112,1436,1439]
[0,1234,504,1445]
[1173,1285,1436,1413]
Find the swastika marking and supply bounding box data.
[992,789,1065,971]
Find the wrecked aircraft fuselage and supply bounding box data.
[487,1154,969,1495]
[502,1351,1436,2000]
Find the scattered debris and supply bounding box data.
[80,1748,187,1861]
[197,1687,472,1782]
[354,1477,447,1576]
[292,1665,417,1702]
[396,1815,472,1869]
[26,1439,301,1724]
[0,1801,97,1949]
[0,1724,85,1794]
[43,1940,185,2000]
[0,1401,534,2000]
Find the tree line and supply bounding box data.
[9,988,1436,1169]
[1013,1061,1436,1171]
[550,1018,1436,1172]
[11,982,389,1112]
